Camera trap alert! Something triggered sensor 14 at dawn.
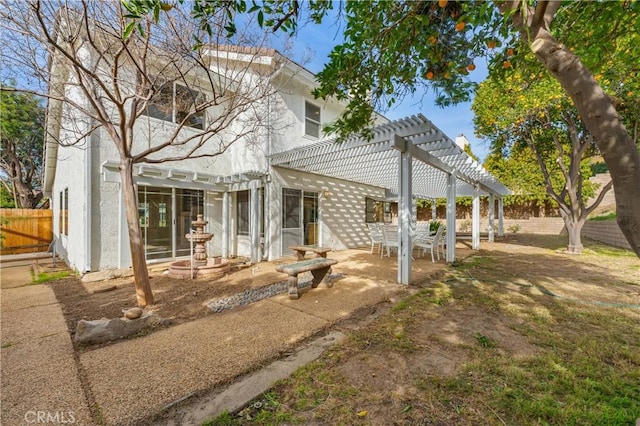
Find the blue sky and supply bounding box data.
[283,10,492,162]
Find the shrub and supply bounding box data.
[507,224,521,233]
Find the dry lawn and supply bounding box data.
[216,234,640,425]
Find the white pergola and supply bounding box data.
[270,114,511,285]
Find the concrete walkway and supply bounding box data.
[1,262,93,425]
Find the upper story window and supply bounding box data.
[144,83,205,130]
[305,101,320,138]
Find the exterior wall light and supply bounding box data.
[320,187,331,200]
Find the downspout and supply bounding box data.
[262,89,272,261]
[84,127,94,272]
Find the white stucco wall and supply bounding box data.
[268,167,387,260]
[52,41,395,271]
[52,97,91,272]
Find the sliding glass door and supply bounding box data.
[138,186,203,260]
[176,189,204,257]
[282,188,318,253]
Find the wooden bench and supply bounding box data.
[276,257,338,299]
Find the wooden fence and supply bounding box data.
[0,208,53,255]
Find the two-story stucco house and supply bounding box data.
[42,14,509,284]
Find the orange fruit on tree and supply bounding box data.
[503,60,512,69]
[426,71,435,80]
[467,63,476,71]
[438,0,448,7]
[507,48,515,56]
[487,40,496,49]
[455,21,466,31]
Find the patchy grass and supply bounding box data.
[237,243,640,425]
[202,410,241,426]
[589,211,617,221]
[584,240,636,258]
[33,270,73,284]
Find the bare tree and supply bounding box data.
[1,1,286,306]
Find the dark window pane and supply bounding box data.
[305,101,320,138]
[144,83,173,122]
[282,188,300,228]
[237,190,250,236]
[175,84,205,129]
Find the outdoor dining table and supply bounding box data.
[288,244,332,260]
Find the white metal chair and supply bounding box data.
[381,224,399,258]
[413,225,444,262]
[367,223,384,255]
[414,222,430,238]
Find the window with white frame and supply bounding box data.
[237,190,250,236]
[143,82,205,130]
[365,197,392,223]
[305,101,320,138]
[59,188,68,236]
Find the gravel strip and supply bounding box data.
[206,273,344,313]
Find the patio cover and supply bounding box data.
[269,114,510,284]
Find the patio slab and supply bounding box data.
[270,275,403,323]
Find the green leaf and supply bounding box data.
[123,21,136,39]
[153,2,160,22]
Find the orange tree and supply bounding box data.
[473,65,610,253]
[128,0,640,256]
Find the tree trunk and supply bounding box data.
[13,179,43,209]
[525,30,640,257]
[120,159,154,307]
[560,213,585,254]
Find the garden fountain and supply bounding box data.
[168,214,229,279]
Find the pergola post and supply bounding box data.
[446,172,456,262]
[221,191,230,258]
[250,183,261,263]
[397,136,412,285]
[431,198,437,221]
[498,197,504,237]
[262,184,270,260]
[488,193,495,242]
[472,186,480,250]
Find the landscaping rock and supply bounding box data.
[81,267,134,283]
[123,307,143,319]
[75,313,162,344]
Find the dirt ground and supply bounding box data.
[48,245,456,350]
[48,234,638,352]
[48,257,289,348]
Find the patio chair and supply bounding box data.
[381,224,399,258]
[414,221,430,234]
[413,225,444,262]
[367,223,384,255]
